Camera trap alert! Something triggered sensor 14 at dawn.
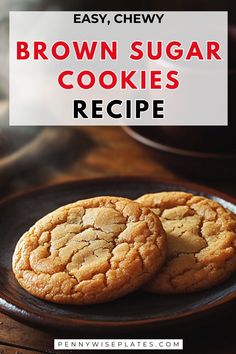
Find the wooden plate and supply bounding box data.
[1,177,236,333]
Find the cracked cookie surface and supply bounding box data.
[136,192,236,293]
[12,196,167,304]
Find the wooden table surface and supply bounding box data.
[0,126,236,353]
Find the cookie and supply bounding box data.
[136,192,236,293]
[12,196,167,304]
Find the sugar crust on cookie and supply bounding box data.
[136,191,236,293]
[12,196,167,304]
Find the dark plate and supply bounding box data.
[123,127,236,179]
[1,177,236,333]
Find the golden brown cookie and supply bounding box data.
[12,196,167,304]
[136,191,236,293]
